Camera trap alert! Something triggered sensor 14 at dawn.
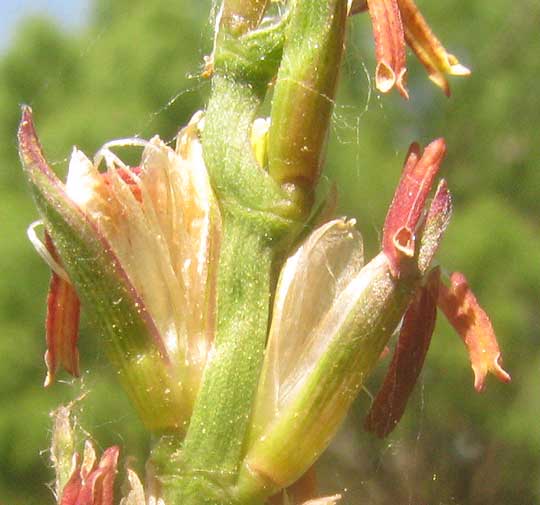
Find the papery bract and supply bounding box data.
[250,218,364,439]
[64,114,220,382]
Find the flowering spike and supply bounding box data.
[437,272,511,391]
[365,267,439,437]
[382,138,446,277]
[239,224,417,497]
[19,106,205,432]
[366,0,409,98]
[44,233,81,387]
[397,0,471,96]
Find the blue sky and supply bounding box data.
[1,0,90,53]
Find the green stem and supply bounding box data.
[159,216,275,504]
[152,2,344,499]
[153,42,301,504]
[201,75,288,219]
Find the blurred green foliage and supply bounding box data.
[0,1,538,504]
